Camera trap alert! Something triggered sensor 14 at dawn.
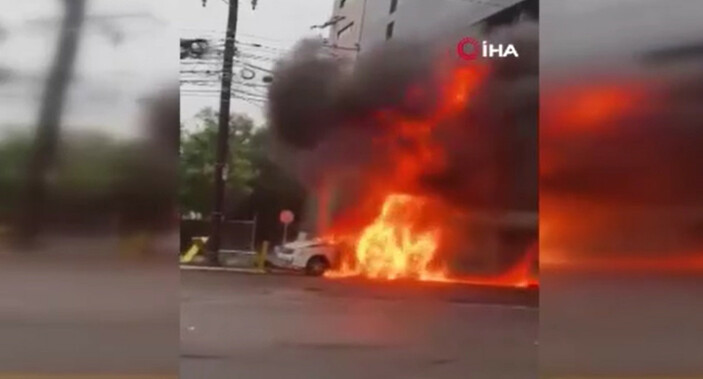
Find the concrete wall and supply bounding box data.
[328,0,367,60]
[352,0,523,51]
[327,0,531,60]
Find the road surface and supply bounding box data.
[0,253,178,377]
[181,271,538,379]
[540,269,703,377]
[4,254,696,377]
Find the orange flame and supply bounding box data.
[331,193,443,280]
[324,62,537,288]
[543,82,645,134]
[325,193,537,287]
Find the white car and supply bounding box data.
[269,239,339,276]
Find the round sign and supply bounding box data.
[279,210,294,224]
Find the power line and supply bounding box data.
[181,27,299,45]
[182,38,362,65]
[181,82,270,91]
[180,92,267,105]
[237,52,278,62]
[181,90,265,98]
[203,40,289,53]
[181,87,267,99]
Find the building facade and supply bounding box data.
[301,0,539,273]
[327,0,537,57]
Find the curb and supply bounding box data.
[179,265,264,274]
[0,375,174,379]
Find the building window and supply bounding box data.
[337,21,354,38]
[390,0,398,14]
[386,21,394,40]
[340,0,346,8]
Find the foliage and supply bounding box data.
[0,133,31,217]
[0,132,121,211]
[243,127,308,244]
[179,108,258,215]
[179,108,309,244]
[0,107,309,243]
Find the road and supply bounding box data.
[3,253,698,378]
[540,268,703,377]
[0,253,178,377]
[181,271,539,379]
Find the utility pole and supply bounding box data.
[207,0,239,266]
[18,0,86,246]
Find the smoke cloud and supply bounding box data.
[268,21,538,218]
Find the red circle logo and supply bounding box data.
[457,37,480,60]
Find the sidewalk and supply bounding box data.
[0,375,174,379]
[179,264,263,274]
[179,264,300,277]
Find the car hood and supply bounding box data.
[280,239,328,250]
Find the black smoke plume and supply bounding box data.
[267,22,538,215]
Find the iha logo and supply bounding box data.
[456,37,519,60]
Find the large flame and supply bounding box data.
[326,192,537,287]
[336,193,442,280]
[323,62,537,288]
[326,193,538,287]
[541,75,703,273]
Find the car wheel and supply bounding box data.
[305,256,329,276]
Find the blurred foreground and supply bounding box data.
[540,0,703,376]
[0,246,178,376]
[541,270,703,376]
[0,0,178,376]
[181,270,537,379]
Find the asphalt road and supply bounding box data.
[181,271,539,379]
[540,269,703,377]
[0,254,178,377]
[2,253,699,378]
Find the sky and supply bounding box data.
[0,0,179,139]
[179,0,334,128]
[0,0,333,140]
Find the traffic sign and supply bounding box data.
[279,210,294,224]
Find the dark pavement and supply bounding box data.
[181,271,538,379]
[3,253,699,378]
[540,268,703,377]
[0,254,178,377]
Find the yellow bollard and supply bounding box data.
[180,237,208,264]
[257,241,269,272]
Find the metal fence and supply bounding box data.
[180,217,256,253]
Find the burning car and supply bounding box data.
[269,239,341,276]
[267,23,538,285]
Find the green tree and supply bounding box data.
[179,108,257,216]
[0,133,31,219]
[0,132,121,219]
[243,127,308,245]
